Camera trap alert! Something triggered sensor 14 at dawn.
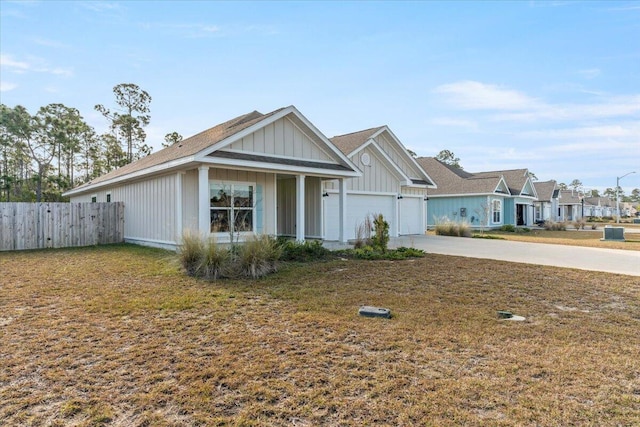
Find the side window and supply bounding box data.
[91,195,97,203]
[106,193,111,202]
[492,199,501,223]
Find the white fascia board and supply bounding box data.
[220,148,340,165]
[370,126,436,184]
[199,156,361,178]
[194,106,360,174]
[350,138,412,184]
[62,156,197,197]
[493,177,512,195]
[428,192,507,198]
[287,106,360,171]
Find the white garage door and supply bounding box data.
[323,193,395,241]
[399,197,423,235]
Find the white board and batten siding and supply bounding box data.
[228,117,335,162]
[70,173,177,247]
[374,133,425,180]
[276,176,322,238]
[0,202,124,251]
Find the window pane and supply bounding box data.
[210,184,231,207]
[234,209,253,232]
[233,185,253,207]
[211,209,230,232]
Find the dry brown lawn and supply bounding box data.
[1,244,639,426]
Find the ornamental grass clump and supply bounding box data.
[178,232,206,276]
[200,238,230,280]
[179,233,282,280]
[544,220,568,231]
[434,217,472,237]
[236,235,282,279]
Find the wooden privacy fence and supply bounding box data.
[0,202,124,251]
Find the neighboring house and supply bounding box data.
[557,189,585,221]
[63,106,361,249]
[583,196,615,218]
[472,169,537,226]
[533,180,559,223]
[416,157,512,229]
[322,126,436,240]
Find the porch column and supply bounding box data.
[198,166,210,236]
[296,174,305,241]
[339,178,347,243]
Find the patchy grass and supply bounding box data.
[428,228,640,251]
[1,244,639,426]
[482,229,640,251]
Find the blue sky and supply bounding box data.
[1,1,639,193]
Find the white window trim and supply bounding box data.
[209,181,257,236]
[491,198,502,224]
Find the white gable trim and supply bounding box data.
[63,155,197,197]
[352,138,413,186]
[200,156,361,178]
[369,126,436,187]
[493,177,512,195]
[194,106,359,174]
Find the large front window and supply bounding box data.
[210,183,254,233]
[492,199,502,224]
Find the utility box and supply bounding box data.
[602,226,625,241]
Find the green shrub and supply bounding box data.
[338,245,425,260]
[500,224,516,232]
[371,213,390,251]
[278,238,331,262]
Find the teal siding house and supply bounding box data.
[416,157,538,229]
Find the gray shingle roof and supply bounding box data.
[329,127,385,155]
[70,108,287,191]
[473,168,531,196]
[416,157,507,195]
[533,180,557,202]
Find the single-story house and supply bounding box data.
[416,157,512,229]
[474,169,537,226]
[63,106,361,249]
[583,196,616,218]
[557,189,585,221]
[323,126,436,240]
[533,180,559,223]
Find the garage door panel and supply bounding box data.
[323,194,395,241]
[399,197,423,235]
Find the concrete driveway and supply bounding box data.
[389,235,640,277]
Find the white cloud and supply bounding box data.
[0,53,73,77]
[578,68,601,79]
[429,117,478,130]
[433,80,541,110]
[0,81,18,92]
[0,54,30,72]
[519,123,640,139]
[32,37,70,49]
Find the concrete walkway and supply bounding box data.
[388,235,640,277]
